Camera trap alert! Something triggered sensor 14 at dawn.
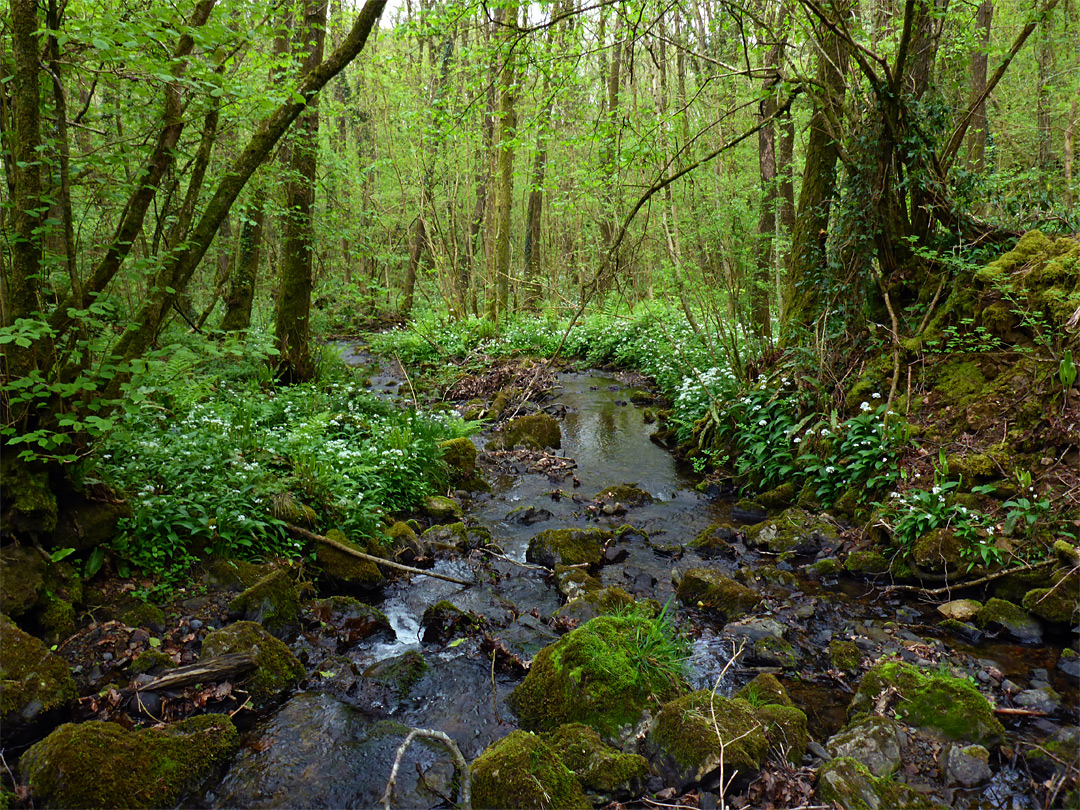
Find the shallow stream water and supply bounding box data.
[201,365,1077,809]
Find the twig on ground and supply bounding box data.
[882,559,1055,596]
[381,728,471,810]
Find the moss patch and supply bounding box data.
[200,621,303,705]
[470,730,590,810]
[508,614,687,738]
[228,567,301,637]
[421,495,461,522]
[543,723,650,800]
[744,508,840,555]
[20,714,238,809]
[913,529,963,573]
[316,529,384,588]
[829,639,863,674]
[363,651,428,696]
[974,597,1043,643]
[845,551,889,576]
[756,703,809,764]
[1022,568,1080,625]
[0,546,46,618]
[850,660,1004,748]
[488,413,562,450]
[438,437,477,482]
[676,568,762,622]
[816,756,936,810]
[736,673,793,707]
[0,457,58,537]
[594,483,654,507]
[526,527,610,569]
[0,615,77,737]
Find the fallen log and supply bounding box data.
[135,652,255,692]
[286,524,474,587]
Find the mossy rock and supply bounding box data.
[488,413,562,450]
[49,489,130,552]
[421,495,462,522]
[36,598,76,644]
[675,568,762,623]
[944,453,1000,486]
[526,527,611,569]
[471,730,590,809]
[845,551,889,576]
[594,483,654,507]
[20,714,238,809]
[830,487,861,519]
[750,636,799,669]
[932,358,987,408]
[850,660,1004,748]
[557,588,655,626]
[269,491,317,527]
[310,596,393,644]
[363,651,428,696]
[508,614,688,739]
[315,529,384,588]
[975,230,1080,329]
[829,639,863,674]
[688,523,738,557]
[1022,568,1080,625]
[744,508,840,555]
[420,600,480,644]
[0,615,77,742]
[129,650,178,676]
[200,621,303,706]
[438,437,477,482]
[0,457,58,537]
[204,557,271,590]
[736,673,793,708]
[121,602,167,632]
[913,529,963,573]
[228,567,301,638]
[756,481,799,510]
[808,557,843,577]
[543,723,651,802]
[420,521,470,552]
[644,692,768,792]
[974,597,1043,644]
[756,703,809,764]
[554,565,603,601]
[827,716,902,777]
[816,756,938,810]
[0,546,46,618]
[384,521,424,560]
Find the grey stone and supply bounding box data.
[1014,687,1060,714]
[725,617,787,643]
[827,716,902,777]
[945,744,992,788]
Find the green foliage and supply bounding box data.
[1001,471,1052,538]
[801,401,904,505]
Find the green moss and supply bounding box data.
[594,483,654,507]
[556,588,653,625]
[675,568,762,622]
[816,756,937,810]
[808,557,843,576]
[913,529,963,573]
[471,731,590,810]
[830,487,861,519]
[438,437,477,482]
[736,673,793,707]
[974,597,1041,641]
[688,523,737,556]
[228,568,301,637]
[421,495,461,522]
[756,481,799,509]
[121,602,167,631]
[752,636,798,669]
[36,598,76,643]
[844,551,889,575]
[508,614,687,738]
[646,692,767,789]
[993,567,1051,603]
[204,557,269,590]
[829,639,862,674]
[20,714,238,809]
[488,413,562,450]
[526,527,610,569]
[554,565,603,600]
[316,529,383,587]
[269,491,317,527]
[755,704,809,764]
[1021,569,1079,624]
[0,456,58,536]
[200,621,303,705]
[933,359,986,408]
[543,723,650,799]
[850,660,1004,747]
[745,508,840,554]
[0,546,46,617]
[844,355,893,413]
[129,650,178,676]
[0,615,77,730]
[363,651,428,696]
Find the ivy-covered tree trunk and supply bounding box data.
[275,0,328,383]
[966,0,993,172]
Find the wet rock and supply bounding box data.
[384,521,425,563]
[556,587,649,625]
[21,714,238,809]
[507,506,553,525]
[363,651,428,697]
[730,500,768,524]
[310,596,393,646]
[936,599,982,622]
[487,413,562,450]
[439,437,478,482]
[749,636,800,669]
[725,617,787,644]
[422,495,462,522]
[527,527,611,569]
[675,568,762,623]
[544,723,651,803]
[815,756,933,810]
[1014,686,1060,713]
[644,692,767,793]
[228,567,301,638]
[938,619,983,644]
[1058,648,1080,678]
[201,621,304,706]
[827,716,902,777]
[945,744,992,787]
[471,730,590,809]
[688,523,738,557]
[421,600,479,644]
[0,546,46,618]
[849,660,1004,748]
[744,508,839,555]
[0,615,77,744]
[974,597,1043,644]
[844,551,889,576]
[494,613,561,660]
[508,614,686,738]
[595,483,654,508]
[555,565,603,601]
[315,529,384,589]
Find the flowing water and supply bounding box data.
[202,365,1077,809]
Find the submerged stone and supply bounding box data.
[675,568,762,623]
[471,730,590,810]
[363,651,428,697]
[21,714,238,809]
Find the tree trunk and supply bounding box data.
[275,0,328,383]
[492,0,518,320]
[597,10,623,287]
[965,0,993,173]
[1036,10,1055,168]
[221,187,267,332]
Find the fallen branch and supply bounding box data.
[993,707,1050,717]
[381,728,471,810]
[135,652,255,692]
[882,559,1055,596]
[287,524,475,586]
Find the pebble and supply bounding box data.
[188,619,203,631]
[102,652,113,662]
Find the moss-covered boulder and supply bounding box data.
[594,483,654,508]
[1022,567,1080,625]
[744,508,840,555]
[675,568,762,623]
[975,230,1080,331]
[200,621,303,705]
[756,703,809,765]
[422,495,462,522]
[0,615,77,742]
[439,437,477,482]
[228,567,301,638]
[0,457,58,537]
[827,716,902,777]
[756,481,799,509]
[471,730,590,809]
[315,529,384,588]
[508,614,687,738]
[420,600,481,644]
[20,714,238,809]
[121,602,167,633]
[750,636,800,669]
[488,413,562,450]
[129,650,178,676]
[0,546,46,618]
[815,756,936,810]
[556,588,653,626]
[204,557,271,591]
[49,488,130,552]
[526,527,611,569]
[974,597,1043,644]
[829,639,863,674]
[544,723,651,803]
[845,551,890,576]
[363,651,428,696]
[850,660,1004,748]
[554,564,604,601]
[645,692,768,793]
[384,521,424,562]
[913,528,963,573]
[736,673,794,708]
[688,522,739,557]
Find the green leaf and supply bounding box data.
[447,637,466,648]
[85,547,106,578]
[148,637,161,648]
[50,547,76,562]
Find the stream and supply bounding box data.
[200,364,1077,809]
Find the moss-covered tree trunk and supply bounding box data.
[275,0,328,383]
[221,186,266,332]
[491,0,518,320]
